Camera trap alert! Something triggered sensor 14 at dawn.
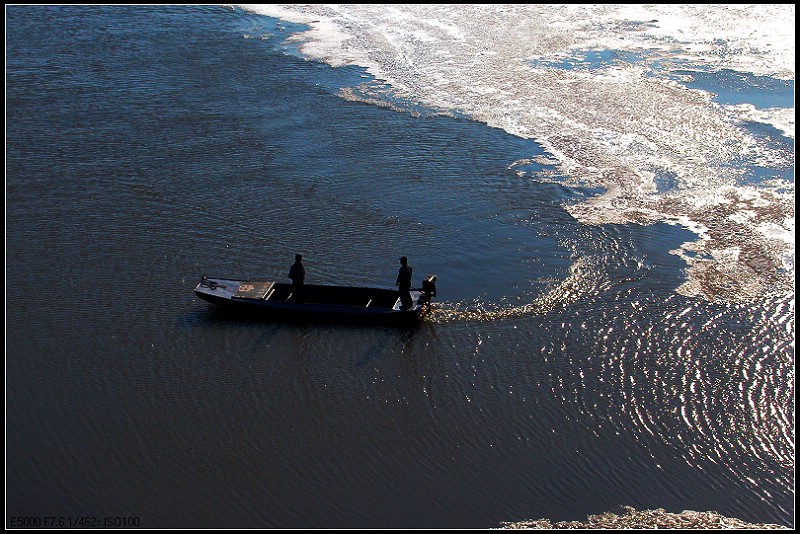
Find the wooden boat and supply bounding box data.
[194,275,437,325]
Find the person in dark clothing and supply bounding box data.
[289,254,305,287]
[396,256,413,310]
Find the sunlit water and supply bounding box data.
[6,5,794,528]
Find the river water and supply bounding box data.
[6,5,794,528]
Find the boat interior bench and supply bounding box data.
[235,281,401,308]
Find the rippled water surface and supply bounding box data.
[6,5,794,529]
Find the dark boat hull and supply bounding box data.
[194,277,430,326]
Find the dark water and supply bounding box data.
[6,5,794,529]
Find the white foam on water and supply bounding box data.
[239,4,795,301]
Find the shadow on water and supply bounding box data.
[184,301,426,330]
[182,300,440,375]
[183,300,428,342]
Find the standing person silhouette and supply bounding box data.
[396,256,413,310]
[288,254,305,287]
